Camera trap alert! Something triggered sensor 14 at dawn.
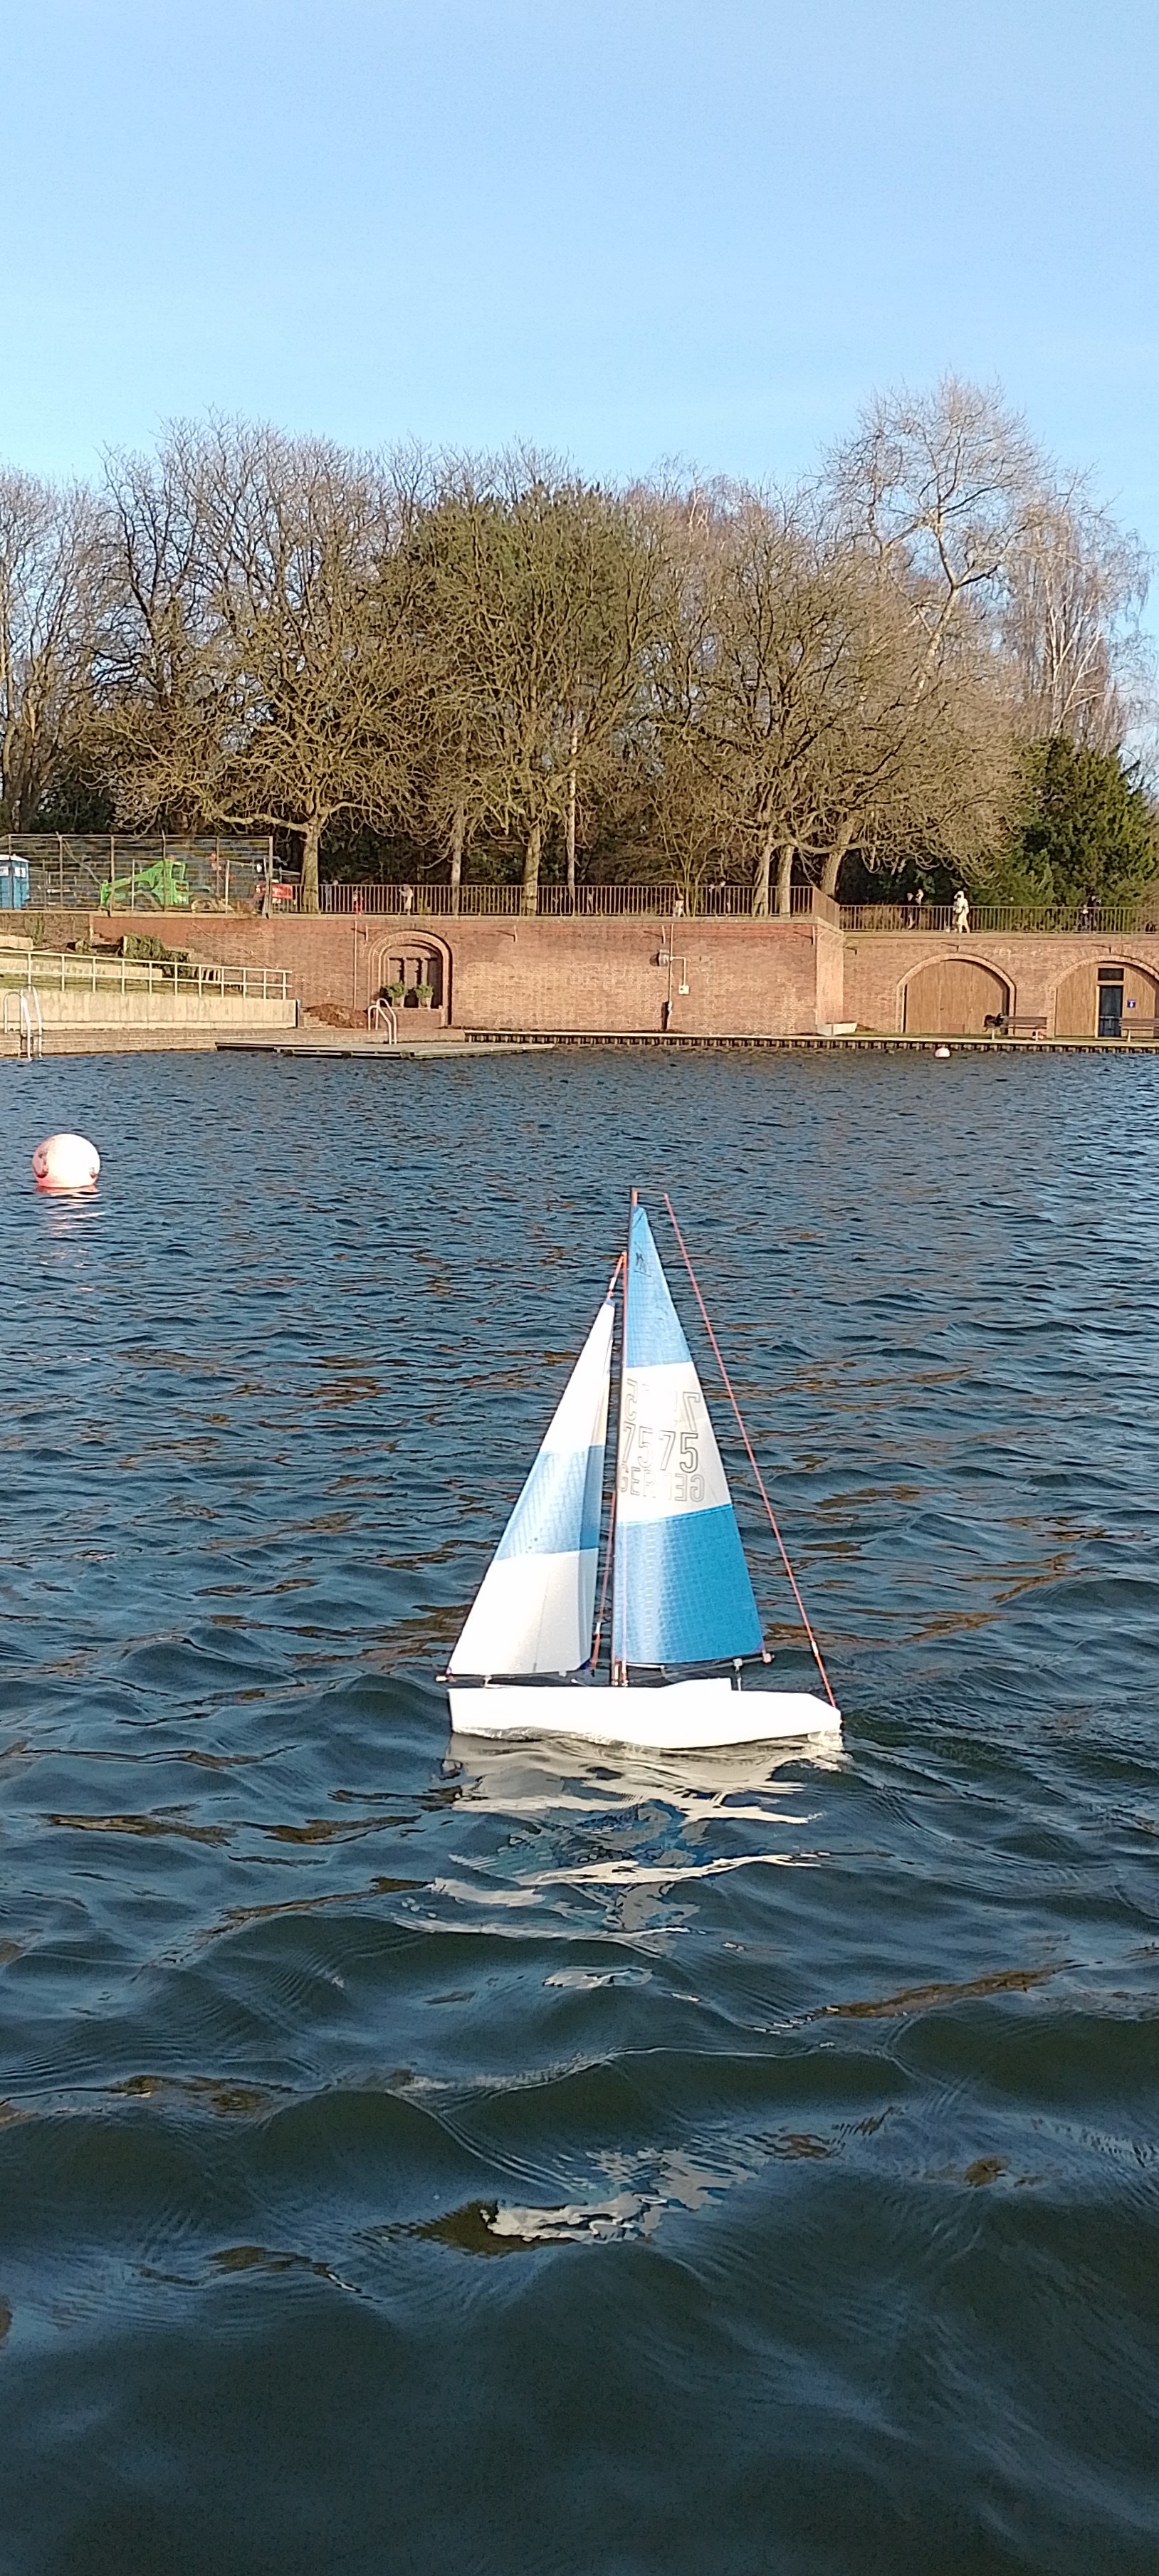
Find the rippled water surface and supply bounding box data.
[1,1049,1158,2576]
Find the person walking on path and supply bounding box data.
[952,889,970,934]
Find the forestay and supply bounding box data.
[448,1299,614,1678]
[612,1204,763,1670]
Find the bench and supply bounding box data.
[983,1014,1047,1038]
[1121,1017,1159,1042]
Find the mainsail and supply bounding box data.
[449,1299,614,1678]
[612,1203,763,1671]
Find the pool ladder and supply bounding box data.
[3,988,44,1057]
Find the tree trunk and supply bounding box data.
[775,842,794,916]
[300,815,322,914]
[752,820,777,917]
[449,800,465,915]
[521,817,542,916]
[566,711,578,904]
[820,821,854,901]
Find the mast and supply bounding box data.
[589,1249,624,1676]
[611,1187,637,1685]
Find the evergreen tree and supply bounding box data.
[998,736,1157,909]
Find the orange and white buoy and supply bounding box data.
[32,1133,100,1192]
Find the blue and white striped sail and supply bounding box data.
[449,1299,614,1678]
[612,1205,763,1670]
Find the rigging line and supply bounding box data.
[589,1252,624,1671]
[662,1193,839,1711]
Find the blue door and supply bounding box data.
[0,857,29,911]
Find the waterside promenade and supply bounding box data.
[6,890,1159,1051]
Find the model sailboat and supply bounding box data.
[446,1197,841,1751]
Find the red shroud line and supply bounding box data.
[662,1194,839,1711]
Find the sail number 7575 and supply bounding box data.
[619,1385,705,1504]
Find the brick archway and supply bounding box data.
[901,954,1012,1035]
[1054,956,1158,1037]
[363,931,451,1025]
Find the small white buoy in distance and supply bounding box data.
[32,1133,100,1193]
[933,1045,952,1061]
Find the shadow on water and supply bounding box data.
[1,1050,1158,2576]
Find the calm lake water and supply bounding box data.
[1,1049,1157,2576]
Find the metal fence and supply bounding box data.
[7,839,1156,941]
[319,879,839,923]
[1,837,857,925]
[839,900,1159,936]
[0,948,289,1002]
[2,834,276,913]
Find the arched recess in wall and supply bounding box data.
[902,957,1011,1035]
[365,932,451,1024]
[1054,958,1158,1038]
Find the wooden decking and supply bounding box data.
[214,1028,1159,1060]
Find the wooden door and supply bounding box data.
[903,959,1010,1035]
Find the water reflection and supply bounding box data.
[443,1734,844,1900]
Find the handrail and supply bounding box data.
[0,951,289,1002]
[19,988,43,1058]
[840,901,1159,936]
[322,880,839,922]
[1,989,43,1056]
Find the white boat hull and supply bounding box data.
[447,1674,841,1752]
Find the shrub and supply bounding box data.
[120,933,190,964]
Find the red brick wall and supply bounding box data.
[814,921,845,1027]
[80,909,1159,1042]
[83,913,362,1012]
[844,931,1159,1035]
[101,911,827,1037]
[440,918,823,1037]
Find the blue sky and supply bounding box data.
[6,0,1158,553]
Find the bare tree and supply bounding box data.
[93,426,214,831]
[646,484,858,913]
[45,382,1145,913]
[826,375,1040,659]
[0,471,101,829]
[421,456,659,911]
[812,377,1043,889]
[1002,479,1152,750]
[640,477,1010,909]
[96,424,425,909]
[824,372,1152,783]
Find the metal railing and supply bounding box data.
[321,879,839,923]
[6,837,851,928]
[0,951,289,1002]
[840,900,1159,936]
